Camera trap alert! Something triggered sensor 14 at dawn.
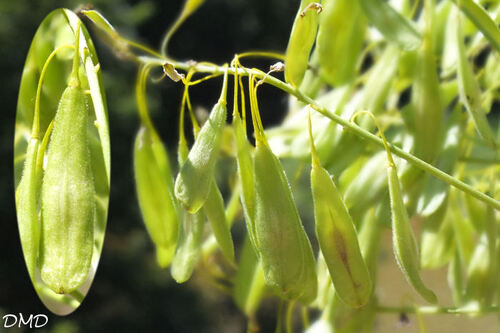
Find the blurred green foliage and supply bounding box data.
[0,0,296,331]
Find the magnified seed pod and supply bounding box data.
[253,142,317,303]
[285,0,321,87]
[134,126,179,268]
[309,115,372,308]
[15,9,110,316]
[16,138,41,280]
[39,31,95,294]
[175,91,227,214]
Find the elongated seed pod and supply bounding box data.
[285,0,321,87]
[175,99,227,213]
[359,0,421,50]
[388,163,437,304]
[253,143,317,303]
[16,138,40,280]
[454,9,496,147]
[40,77,95,294]
[134,126,178,268]
[452,0,500,53]
[170,209,205,283]
[316,0,366,86]
[311,161,372,307]
[412,24,443,164]
[309,115,371,307]
[203,179,235,263]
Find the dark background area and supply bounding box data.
[0,0,296,332]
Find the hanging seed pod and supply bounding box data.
[412,4,443,164]
[171,209,205,283]
[387,159,437,304]
[39,23,95,295]
[134,126,178,267]
[309,113,372,308]
[249,74,317,303]
[316,0,366,86]
[203,179,235,263]
[454,8,496,147]
[253,142,317,303]
[175,72,228,213]
[285,0,322,87]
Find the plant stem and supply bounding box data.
[162,60,500,211]
[377,305,500,315]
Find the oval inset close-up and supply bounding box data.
[14,8,110,316]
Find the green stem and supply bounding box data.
[171,60,500,210]
[33,44,74,138]
[122,55,500,211]
[376,305,500,315]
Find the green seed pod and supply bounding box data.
[170,209,205,283]
[233,236,266,316]
[40,73,95,295]
[203,179,235,263]
[454,9,496,147]
[285,0,321,87]
[452,0,500,53]
[175,97,227,214]
[15,10,110,315]
[359,45,399,116]
[412,25,443,164]
[310,117,371,308]
[388,163,437,304]
[16,138,41,280]
[359,0,421,50]
[134,126,179,268]
[316,0,366,86]
[253,143,317,303]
